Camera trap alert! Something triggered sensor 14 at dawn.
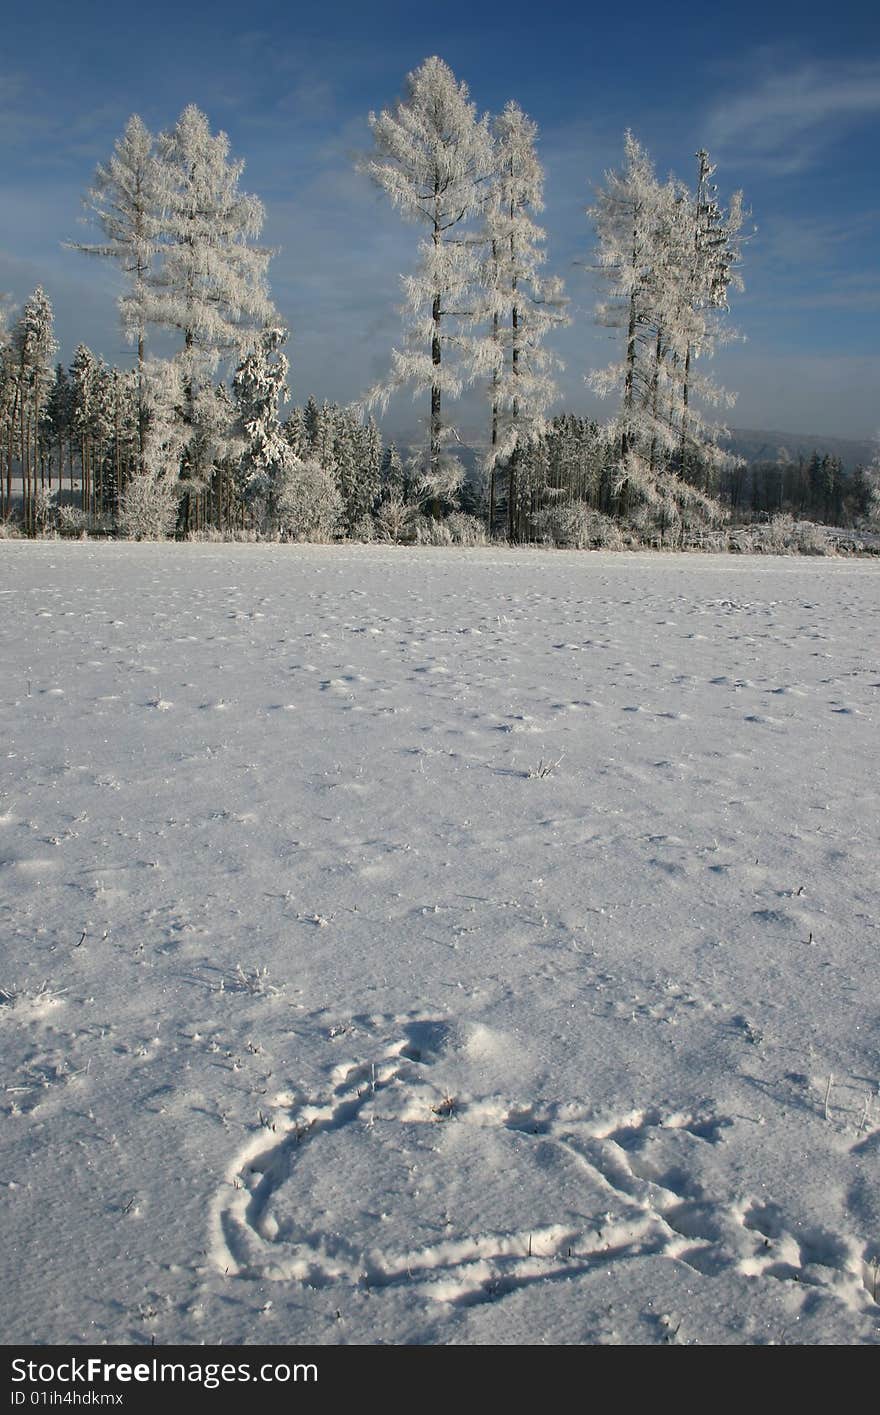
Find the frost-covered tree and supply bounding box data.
[232,324,293,521]
[375,491,417,543]
[587,134,744,535]
[276,457,342,541]
[379,441,406,501]
[863,440,880,529]
[283,405,307,459]
[70,117,162,376]
[333,408,382,533]
[475,102,568,537]
[145,105,275,526]
[0,300,16,519]
[118,461,180,540]
[70,345,106,517]
[68,105,278,530]
[150,105,274,361]
[359,57,492,494]
[673,150,745,489]
[44,364,74,497]
[309,400,339,475]
[119,358,184,539]
[70,115,164,464]
[588,132,667,464]
[12,288,58,532]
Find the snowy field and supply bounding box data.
[1,541,878,1347]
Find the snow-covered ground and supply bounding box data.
[1,542,878,1346]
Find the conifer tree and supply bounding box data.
[44,365,73,497]
[588,132,666,465]
[70,345,104,517]
[70,115,163,465]
[475,101,568,537]
[232,324,293,521]
[380,441,406,500]
[147,105,275,526]
[149,105,275,361]
[360,57,492,495]
[71,117,162,375]
[673,150,745,490]
[0,300,15,519]
[12,288,57,533]
[587,134,744,537]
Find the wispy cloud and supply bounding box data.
[707,61,880,172]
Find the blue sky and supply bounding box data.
[1,0,878,440]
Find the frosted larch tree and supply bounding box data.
[587,135,736,536]
[588,132,666,468]
[475,101,568,538]
[69,114,163,462]
[359,56,492,502]
[673,150,745,490]
[150,105,274,360]
[150,105,275,526]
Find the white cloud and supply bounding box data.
[707,62,880,172]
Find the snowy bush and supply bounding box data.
[414,516,454,546]
[375,494,417,544]
[791,521,829,555]
[348,514,377,543]
[119,468,181,541]
[32,487,57,534]
[57,505,88,536]
[734,514,830,556]
[445,512,487,545]
[534,503,624,550]
[764,514,827,555]
[276,457,342,542]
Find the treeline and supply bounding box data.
[722,453,875,526]
[1,58,878,547]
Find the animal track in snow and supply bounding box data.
[210,1016,876,1319]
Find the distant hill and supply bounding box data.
[724,428,875,472]
[388,427,876,476]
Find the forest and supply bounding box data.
[1,57,878,549]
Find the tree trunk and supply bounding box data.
[621,217,639,464]
[430,188,442,514]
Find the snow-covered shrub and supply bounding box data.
[32,487,56,534]
[534,503,624,550]
[276,457,342,542]
[736,514,830,556]
[0,518,23,539]
[119,469,181,541]
[590,512,626,550]
[765,515,827,555]
[57,505,88,536]
[681,527,729,552]
[348,514,377,543]
[763,512,797,553]
[414,515,454,546]
[791,521,829,555]
[445,512,486,545]
[375,494,417,544]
